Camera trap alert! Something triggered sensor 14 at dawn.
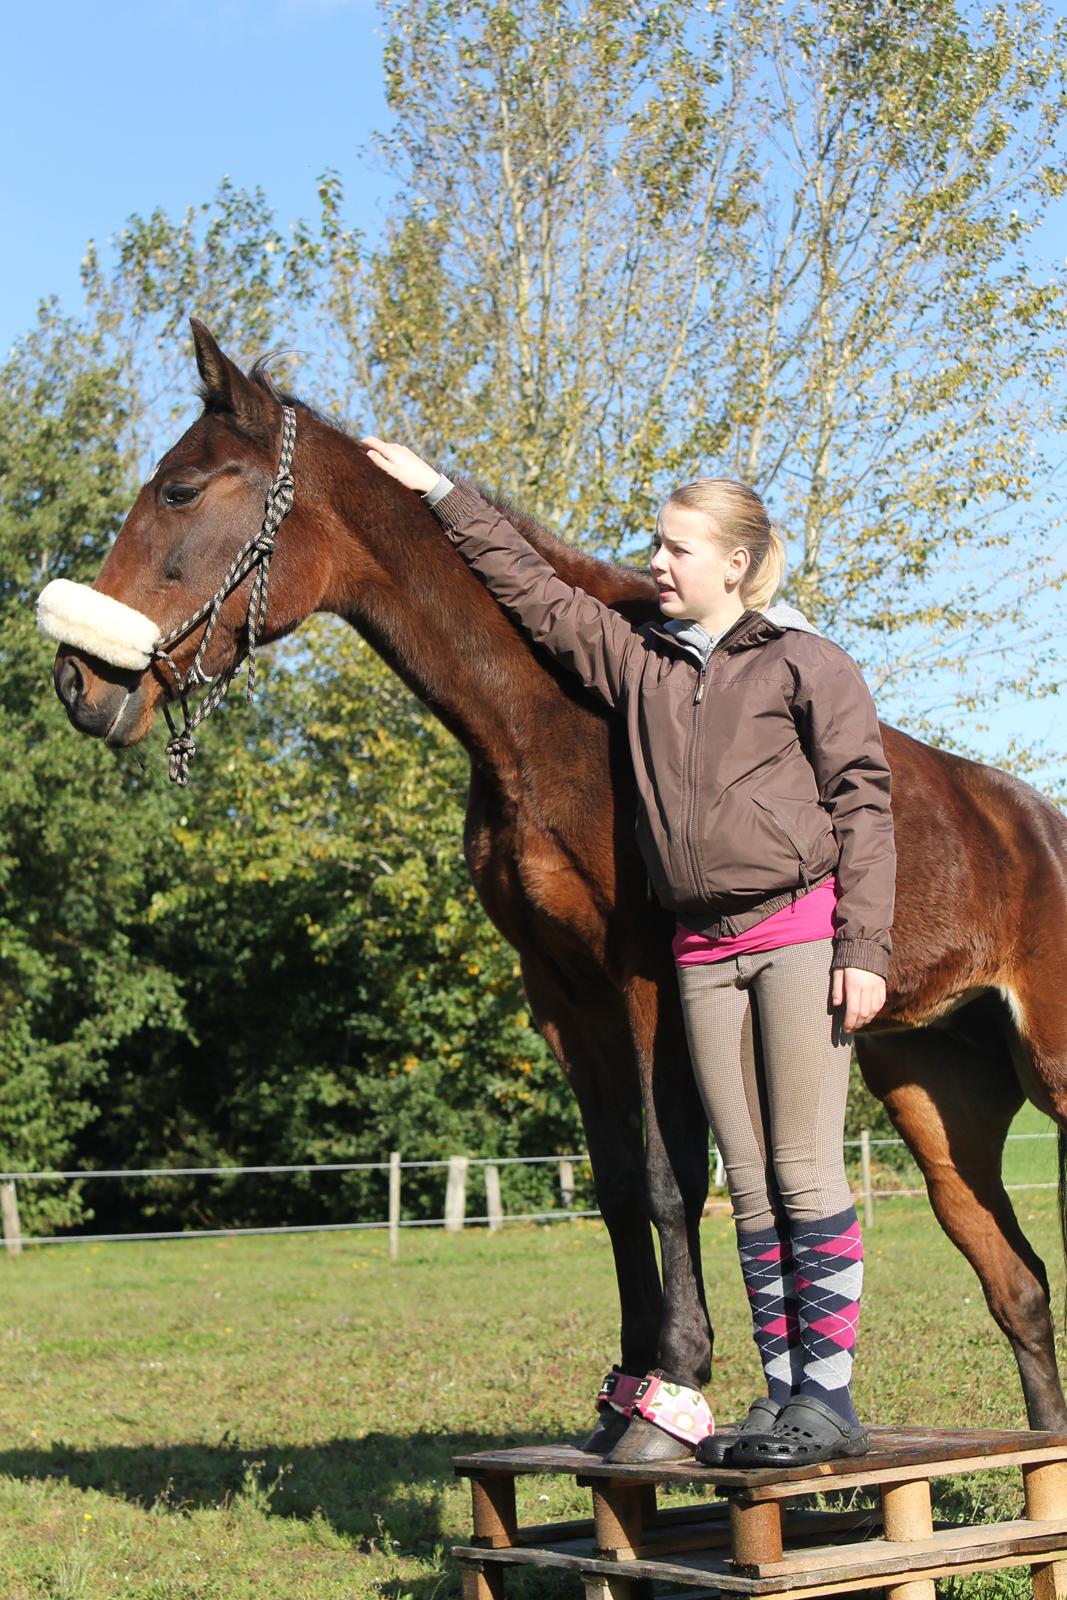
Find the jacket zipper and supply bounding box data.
[684,657,711,891]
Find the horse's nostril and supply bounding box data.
[57,658,84,710]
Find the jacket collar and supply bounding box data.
[646,602,823,662]
[647,609,777,660]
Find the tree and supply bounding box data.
[0,306,185,1228]
[310,0,1066,771]
[85,622,582,1230]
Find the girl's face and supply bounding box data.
[650,503,749,624]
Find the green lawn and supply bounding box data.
[0,1188,1063,1599]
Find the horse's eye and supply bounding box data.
[163,484,201,507]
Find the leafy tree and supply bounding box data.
[0,306,185,1229]
[84,622,583,1230]
[311,0,1066,771]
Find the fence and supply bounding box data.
[0,1132,1057,1259]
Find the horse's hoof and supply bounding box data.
[604,1414,694,1464]
[578,1408,631,1454]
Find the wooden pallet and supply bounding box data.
[453,1428,1067,1600]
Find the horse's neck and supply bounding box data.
[319,445,578,776]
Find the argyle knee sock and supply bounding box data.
[736,1223,804,1407]
[791,1205,863,1427]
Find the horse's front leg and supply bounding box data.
[518,956,666,1451]
[607,972,715,1463]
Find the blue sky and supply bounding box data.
[5,0,1064,784]
[2,0,390,357]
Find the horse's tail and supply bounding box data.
[1059,1129,1067,1332]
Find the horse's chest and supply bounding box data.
[466,816,608,949]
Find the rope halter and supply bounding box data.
[151,405,297,784]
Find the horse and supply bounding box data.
[44,320,1067,1458]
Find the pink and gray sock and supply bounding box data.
[736,1222,804,1407]
[737,1205,863,1427]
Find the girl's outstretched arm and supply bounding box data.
[362,438,641,710]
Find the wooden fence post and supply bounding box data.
[484,1165,503,1232]
[445,1157,469,1232]
[860,1129,874,1229]
[559,1158,575,1214]
[1,1182,22,1258]
[388,1151,401,1260]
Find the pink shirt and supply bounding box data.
[673,877,838,966]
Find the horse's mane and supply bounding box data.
[246,358,660,625]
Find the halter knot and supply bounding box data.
[166,729,197,787]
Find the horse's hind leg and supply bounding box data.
[858,996,1066,1429]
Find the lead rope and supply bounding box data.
[152,405,297,785]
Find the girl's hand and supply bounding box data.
[832,967,886,1034]
[361,436,441,495]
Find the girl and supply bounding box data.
[361,438,895,1468]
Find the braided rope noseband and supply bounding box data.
[152,405,297,785]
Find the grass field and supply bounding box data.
[0,1122,1061,1600]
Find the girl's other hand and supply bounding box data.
[361,436,440,495]
[832,967,886,1034]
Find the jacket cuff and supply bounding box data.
[832,938,890,979]
[422,472,454,508]
[427,482,487,532]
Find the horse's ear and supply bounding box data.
[190,318,274,446]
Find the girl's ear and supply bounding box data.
[729,545,752,579]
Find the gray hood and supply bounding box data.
[664,603,823,665]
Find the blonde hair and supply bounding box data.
[660,479,786,611]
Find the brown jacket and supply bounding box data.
[431,483,896,978]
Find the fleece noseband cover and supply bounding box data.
[36,579,161,672]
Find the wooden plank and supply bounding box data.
[731,1449,1067,1503]
[516,1499,878,1553]
[454,1520,1067,1595]
[454,1428,1067,1493]
[735,1518,1067,1582]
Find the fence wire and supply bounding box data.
[0,1133,1056,1249]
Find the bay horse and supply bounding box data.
[46,321,1067,1457]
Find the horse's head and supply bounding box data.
[42,320,336,770]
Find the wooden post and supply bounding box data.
[445,1156,469,1232]
[880,1478,935,1600]
[1,1182,22,1258]
[1024,1460,1067,1599]
[388,1152,401,1260]
[860,1129,874,1229]
[484,1164,503,1232]
[559,1157,575,1213]
[591,1482,645,1560]
[471,1474,518,1548]
[461,1562,505,1600]
[729,1498,783,1569]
